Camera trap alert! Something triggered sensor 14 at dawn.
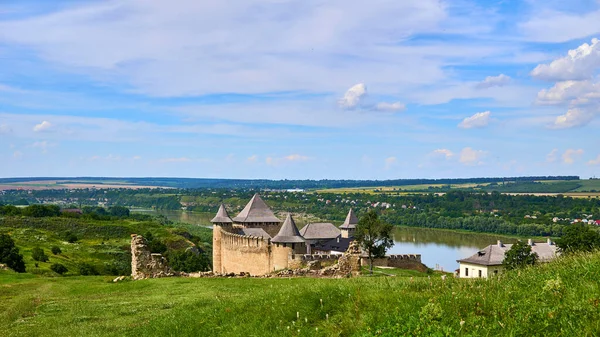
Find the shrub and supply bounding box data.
[63,231,78,243]
[78,263,99,276]
[0,234,26,272]
[31,247,49,262]
[50,263,68,275]
[167,250,210,273]
[51,246,62,255]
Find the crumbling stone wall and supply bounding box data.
[337,240,362,276]
[131,234,174,280]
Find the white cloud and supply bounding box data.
[458,111,491,129]
[159,157,192,163]
[0,1,457,97]
[265,154,311,166]
[546,148,559,163]
[33,121,52,132]
[284,154,309,162]
[588,155,600,166]
[551,108,594,129]
[536,80,600,105]
[374,102,406,112]
[459,147,486,166]
[339,83,367,109]
[13,151,22,158]
[384,156,397,170]
[476,74,510,89]
[31,140,54,153]
[531,38,600,81]
[0,124,12,134]
[562,149,584,164]
[520,10,600,43]
[132,155,142,160]
[432,149,454,159]
[247,155,258,163]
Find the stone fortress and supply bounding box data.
[212,193,425,276]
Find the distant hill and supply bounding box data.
[0,176,580,190]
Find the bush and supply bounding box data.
[31,247,49,262]
[0,233,26,272]
[51,246,62,255]
[78,263,99,276]
[50,263,68,275]
[167,250,210,273]
[63,231,78,243]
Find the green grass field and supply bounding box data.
[2,252,600,336]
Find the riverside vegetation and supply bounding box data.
[0,251,599,336]
[4,188,599,237]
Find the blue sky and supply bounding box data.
[1,0,600,179]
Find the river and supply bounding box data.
[133,209,516,272]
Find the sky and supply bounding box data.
[1,0,600,180]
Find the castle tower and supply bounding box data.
[233,193,281,236]
[272,213,306,253]
[340,208,358,239]
[211,204,232,273]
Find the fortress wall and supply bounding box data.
[218,228,273,275]
[360,254,427,272]
[272,244,293,271]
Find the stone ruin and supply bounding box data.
[130,234,175,280]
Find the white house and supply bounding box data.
[457,239,558,278]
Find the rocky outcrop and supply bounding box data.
[131,234,175,280]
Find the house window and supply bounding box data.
[494,270,498,275]
[478,270,482,278]
[465,268,468,276]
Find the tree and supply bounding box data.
[0,234,26,272]
[555,223,600,254]
[50,263,68,275]
[503,240,538,270]
[355,209,394,274]
[109,206,130,217]
[51,246,62,255]
[31,247,49,262]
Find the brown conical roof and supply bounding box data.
[211,204,233,223]
[339,208,358,229]
[272,213,305,243]
[233,193,281,223]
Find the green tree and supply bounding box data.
[109,206,130,217]
[31,247,49,262]
[51,246,62,255]
[0,234,26,272]
[50,263,68,275]
[355,209,394,274]
[503,240,538,270]
[555,223,600,254]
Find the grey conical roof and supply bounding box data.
[340,208,358,229]
[233,193,281,223]
[211,204,233,223]
[272,213,305,243]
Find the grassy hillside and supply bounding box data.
[0,215,212,276]
[1,252,599,336]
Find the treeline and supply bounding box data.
[0,175,579,189]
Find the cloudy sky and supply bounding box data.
[1,0,600,179]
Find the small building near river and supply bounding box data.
[457,238,558,278]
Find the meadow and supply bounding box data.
[1,252,599,336]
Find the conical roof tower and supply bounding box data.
[233,193,280,223]
[272,213,305,243]
[211,204,233,223]
[340,208,358,229]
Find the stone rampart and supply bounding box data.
[299,254,341,261]
[360,254,427,272]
